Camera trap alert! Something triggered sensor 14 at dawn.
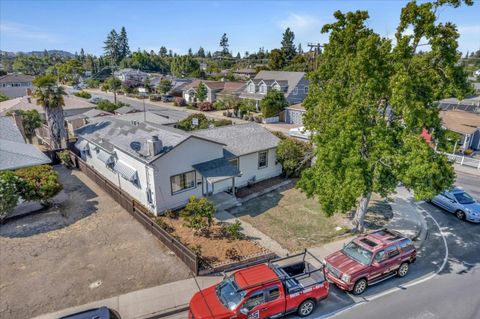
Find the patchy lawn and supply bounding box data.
[156,215,267,267]
[228,184,392,252]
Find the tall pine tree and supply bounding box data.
[281,27,297,61]
[219,33,229,55]
[118,26,130,60]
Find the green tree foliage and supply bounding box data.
[0,92,9,102]
[261,90,288,118]
[299,1,473,232]
[196,82,208,102]
[284,55,308,72]
[118,26,131,60]
[281,27,297,61]
[157,79,172,94]
[159,46,168,57]
[268,49,286,70]
[0,170,25,221]
[120,51,169,73]
[16,110,42,143]
[103,29,120,64]
[33,75,66,150]
[276,138,313,177]
[73,91,92,99]
[181,196,215,235]
[57,59,84,84]
[219,33,229,56]
[176,113,231,131]
[12,54,60,75]
[15,165,63,205]
[197,47,206,58]
[96,99,121,112]
[170,55,202,77]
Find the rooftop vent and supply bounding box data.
[147,135,163,156]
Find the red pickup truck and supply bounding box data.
[188,251,329,319]
[324,229,417,295]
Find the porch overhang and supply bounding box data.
[192,157,240,184]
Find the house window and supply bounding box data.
[304,86,309,94]
[273,84,280,91]
[171,170,196,194]
[258,150,268,169]
[293,87,298,95]
[248,83,256,93]
[229,158,239,169]
[259,84,267,94]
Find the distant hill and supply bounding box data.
[0,50,75,58]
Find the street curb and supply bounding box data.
[139,304,189,319]
[413,207,429,249]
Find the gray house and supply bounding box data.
[239,71,309,110]
[0,74,35,98]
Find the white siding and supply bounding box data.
[151,137,224,213]
[82,147,119,186]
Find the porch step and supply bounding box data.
[210,192,240,211]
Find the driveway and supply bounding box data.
[0,166,191,319]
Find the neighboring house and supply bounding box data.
[114,68,148,83]
[438,95,480,114]
[284,103,306,126]
[233,68,257,79]
[440,110,480,150]
[0,94,96,118]
[0,116,51,170]
[0,74,35,98]
[75,120,281,214]
[239,71,309,109]
[114,105,139,115]
[65,109,112,139]
[183,80,245,103]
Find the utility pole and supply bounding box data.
[307,43,324,71]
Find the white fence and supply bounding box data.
[442,152,480,170]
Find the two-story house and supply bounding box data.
[114,68,149,84]
[75,119,281,214]
[183,80,245,103]
[239,71,309,111]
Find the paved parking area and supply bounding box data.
[0,166,191,319]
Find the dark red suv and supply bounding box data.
[324,229,416,295]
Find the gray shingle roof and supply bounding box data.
[0,117,51,170]
[114,105,137,115]
[253,71,306,95]
[192,123,280,156]
[0,74,34,84]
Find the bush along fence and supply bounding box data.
[68,151,277,275]
[68,151,199,274]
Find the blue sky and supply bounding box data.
[1,0,479,56]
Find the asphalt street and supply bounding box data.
[166,171,479,319]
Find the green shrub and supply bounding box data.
[73,91,92,99]
[85,79,100,88]
[182,196,215,235]
[57,150,73,168]
[464,148,473,156]
[0,171,25,221]
[15,165,62,205]
[213,99,227,110]
[276,137,313,177]
[173,97,186,106]
[213,119,232,127]
[190,244,203,257]
[225,220,243,240]
[261,90,288,118]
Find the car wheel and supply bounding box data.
[398,262,409,277]
[455,210,465,220]
[353,278,367,295]
[297,299,316,317]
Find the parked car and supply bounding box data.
[324,229,416,295]
[89,97,103,104]
[59,306,120,319]
[161,95,175,102]
[430,187,480,223]
[188,250,329,319]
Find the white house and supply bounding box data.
[0,74,34,99]
[75,119,282,214]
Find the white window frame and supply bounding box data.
[259,84,267,94]
[304,86,309,94]
[229,157,239,169]
[293,87,298,95]
[258,150,268,169]
[248,83,256,93]
[170,170,196,195]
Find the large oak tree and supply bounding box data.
[299,0,473,232]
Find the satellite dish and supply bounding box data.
[130,141,142,152]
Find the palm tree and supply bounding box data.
[32,75,67,150]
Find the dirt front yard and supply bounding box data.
[0,166,191,319]
[228,183,392,252]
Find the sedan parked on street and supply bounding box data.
[430,187,480,223]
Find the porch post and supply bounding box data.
[232,177,236,196]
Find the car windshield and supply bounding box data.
[342,241,373,265]
[215,276,247,311]
[453,192,475,205]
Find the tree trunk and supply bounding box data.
[353,192,372,233]
[45,106,66,150]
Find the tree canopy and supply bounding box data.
[299,0,473,232]
[281,27,297,61]
[261,90,288,118]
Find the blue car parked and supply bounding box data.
[431,187,480,223]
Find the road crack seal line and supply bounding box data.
[311,205,449,319]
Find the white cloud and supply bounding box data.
[279,13,320,33]
[0,22,59,43]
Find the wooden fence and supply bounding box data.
[68,151,199,274]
